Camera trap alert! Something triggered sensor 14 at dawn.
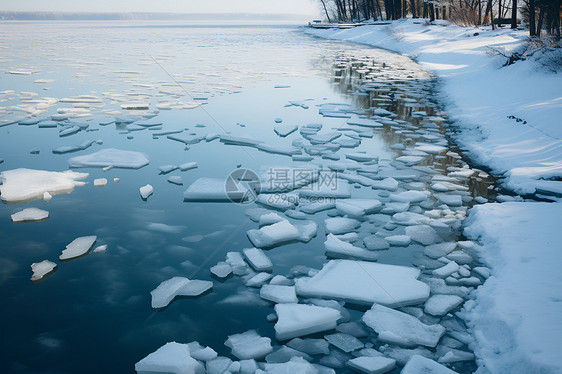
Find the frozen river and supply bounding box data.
[0,21,496,373]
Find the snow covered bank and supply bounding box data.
[305,19,562,196]
[462,203,562,373]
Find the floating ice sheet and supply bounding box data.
[59,236,97,261]
[296,260,429,307]
[274,303,341,341]
[68,148,149,169]
[30,260,57,282]
[184,178,250,202]
[134,342,205,374]
[151,277,213,309]
[0,168,88,203]
[224,330,273,360]
[11,208,49,223]
[325,234,378,261]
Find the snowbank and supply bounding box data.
[305,19,561,196]
[462,203,562,373]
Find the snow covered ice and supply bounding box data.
[135,342,205,374]
[224,330,273,360]
[0,168,88,203]
[274,303,341,341]
[296,260,429,307]
[30,260,57,282]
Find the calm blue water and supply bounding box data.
[0,21,487,373]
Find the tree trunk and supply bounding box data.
[556,0,561,41]
[411,0,418,17]
[498,0,503,25]
[478,0,482,25]
[429,1,436,21]
[511,0,517,28]
[529,0,536,35]
[423,0,428,18]
[320,0,332,22]
[443,5,447,19]
[536,5,545,37]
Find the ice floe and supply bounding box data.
[0,168,88,203]
[68,148,149,169]
[296,260,429,307]
[224,330,273,360]
[346,356,396,374]
[184,178,251,202]
[140,184,154,199]
[59,235,97,261]
[134,341,205,374]
[151,277,213,308]
[274,303,341,341]
[30,260,57,282]
[11,208,49,223]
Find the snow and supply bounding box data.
[363,304,446,348]
[306,19,561,196]
[134,341,205,374]
[346,356,396,374]
[296,260,429,307]
[150,277,212,309]
[273,303,341,341]
[59,235,97,261]
[224,330,273,360]
[0,168,88,203]
[461,202,562,373]
[68,148,149,169]
[11,208,49,223]
[30,260,57,281]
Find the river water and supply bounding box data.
[0,21,495,373]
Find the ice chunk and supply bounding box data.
[287,338,330,355]
[159,165,179,174]
[265,346,312,363]
[179,162,198,171]
[392,212,430,225]
[151,277,212,308]
[363,304,446,348]
[325,234,378,261]
[389,191,430,203]
[30,260,57,281]
[345,152,377,162]
[401,355,456,374]
[274,124,298,137]
[68,148,149,169]
[168,176,183,185]
[300,201,336,214]
[299,180,351,199]
[336,199,382,217]
[210,262,232,279]
[296,260,429,307]
[259,212,285,226]
[424,243,457,259]
[134,342,205,374]
[325,333,364,353]
[385,235,411,247]
[434,193,463,207]
[260,285,298,304]
[94,178,107,187]
[246,272,273,287]
[247,220,300,249]
[324,217,361,235]
[52,140,95,154]
[243,248,273,272]
[225,252,250,276]
[0,168,88,203]
[206,357,232,374]
[59,236,97,261]
[262,357,318,373]
[405,225,439,245]
[183,178,250,202]
[274,303,341,341]
[11,208,49,223]
[432,261,460,278]
[424,295,464,316]
[188,342,217,362]
[371,177,399,191]
[346,356,396,374]
[140,184,153,199]
[346,117,384,128]
[224,330,273,360]
[415,144,447,154]
[363,235,390,250]
[93,245,108,253]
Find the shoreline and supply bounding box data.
[305,19,562,373]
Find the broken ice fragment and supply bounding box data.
[59,236,97,261]
[179,162,198,171]
[224,330,273,360]
[362,304,445,348]
[296,260,429,307]
[94,178,107,187]
[183,178,250,202]
[30,260,57,282]
[274,124,298,137]
[168,176,183,185]
[274,303,341,341]
[247,220,300,249]
[346,356,396,374]
[242,248,273,272]
[68,148,149,169]
[336,199,382,217]
[325,234,378,261]
[424,295,464,316]
[134,342,205,374]
[11,208,49,223]
[150,277,213,309]
[401,355,456,374]
[140,184,153,199]
[210,262,233,279]
[260,285,298,304]
[325,333,364,353]
[0,168,88,203]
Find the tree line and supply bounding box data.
[318,0,561,40]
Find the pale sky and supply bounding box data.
[0,0,322,17]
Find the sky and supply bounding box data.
[0,0,322,17]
